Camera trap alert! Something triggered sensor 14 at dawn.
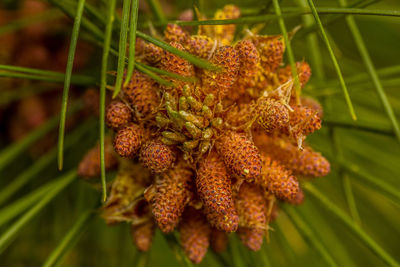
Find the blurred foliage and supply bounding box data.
[0,0,399,266]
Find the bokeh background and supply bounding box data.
[0,0,399,266]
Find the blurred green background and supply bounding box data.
[0,0,399,266]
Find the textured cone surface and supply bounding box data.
[150,160,193,232]
[201,46,239,99]
[123,70,160,119]
[134,38,146,56]
[225,103,253,127]
[287,187,305,206]
[113,123,144,158]
[197,152,238,232]
[160,41,195,93]
[164,24,188,43]
[234,40,259,92]
[270,203,279,222]
[258,135,330,177]
[236,182,267,229]
[250,35,285,73]
[213,5,241,45]
[256,154,299,201]
[131,220,155,252]
[237,227,264,251]
[216,131,262,181]
[140,140,176,173]
[279,61,311,88]
[78,139,118,178]
[105,101,132,130]
[256,98,289,133]
[301,96,323,118]
[282,105,321,142]
[210,228,228,253]
[160,41,194,77]
[179,207,211,264]
[144,42,162,64]
[184,35,214,59]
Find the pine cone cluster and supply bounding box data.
[78,4,330,263]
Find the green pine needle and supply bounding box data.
[0,178,56,227]
[173,6,400,27]
[1,1,400,266]
[99,0,117,202]
[298,0,379,38]
[113,0,131,98]
[284,207,338,267]
[124,0,140,87]
[43,210,94,267]
[339,160,400,205]
[136,61,198,83]
[272,0,302,102]
[0,70,95,85]
[134,62,174,86]
[229,235,246,267]
[136,31,219,71]
[0,8,62,36]
[342,174,361,225]
[0,102,81,173]
[296,0,325,81]
[304,183,400,267]
[307,0,357,120]
[337,0,400,142]
[0,65,67,78]
[57,0,86,171]
[0,119,94,205]
[0,170,76,254]
[163,234,195,267]
[323,118,393,136]
[146,0,167,25]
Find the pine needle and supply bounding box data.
[306,0,357,120]
[283,207,338,267]
[0,170,76,253]
[145,0,167,25]
[304,183,400,267]
[42,210,94,267]
[113,0,131,98]
[57,0,86,170]
[124,0,139,87]
[0,102,82,173]
[99,0,117,202]
[337,0,400,142]
[136,31,219,71]
[272,0,301,103]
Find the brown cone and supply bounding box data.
[256,136,330,178]
[196,152,238,232]
[131,220,155,252]
[216,131,262,181]
[237,227,264,251]
[123,70,160,119]
[210,228,228,253]
[105,101,132,130]
[78,139,118,178]
[149,160,193,232]
[139,140,176,173]
[179,207,211,264]
[113,123,144,158]
[255,154,299,202]
[201,46,240,99]
[236,182,267,229]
